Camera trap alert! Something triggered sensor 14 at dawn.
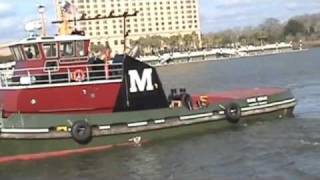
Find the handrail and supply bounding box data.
[0,62,123,88]
[9,63,123,72]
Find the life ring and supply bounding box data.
[181,93,193,110]
[71,120,92,145]
[225,103,241,124]
[71,69,86,82]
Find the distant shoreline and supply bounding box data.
[154,49,308,68]
[0,55,13,63]
[303,40,320,48]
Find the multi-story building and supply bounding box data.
[56,0,201,54]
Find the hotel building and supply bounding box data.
[56,0,201,53]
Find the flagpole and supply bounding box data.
[72,4,77,30]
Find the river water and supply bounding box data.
[1,49,320,179]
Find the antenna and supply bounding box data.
[52,11,139,24]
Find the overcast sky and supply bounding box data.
[0,0,320,43]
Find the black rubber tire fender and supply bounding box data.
[71,120,93,145]
[225,103,241,124]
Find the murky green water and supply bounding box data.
[1,49,320,179]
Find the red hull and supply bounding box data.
[0,82,121,117]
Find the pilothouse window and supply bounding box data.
[43,43,57,58]
[75,41,85,57]
[60,41,74,58]
[11,46,24,61]
[23,44,40,60]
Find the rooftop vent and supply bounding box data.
[41,37,55,40]
[26,38,37,41]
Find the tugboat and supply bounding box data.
[0,6,296,163]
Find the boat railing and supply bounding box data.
[0,63,123,87]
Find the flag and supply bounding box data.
[63,1,72,14]
[60,0,76,15]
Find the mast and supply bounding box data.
[55,0,73,35]
[38,5,47,37]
